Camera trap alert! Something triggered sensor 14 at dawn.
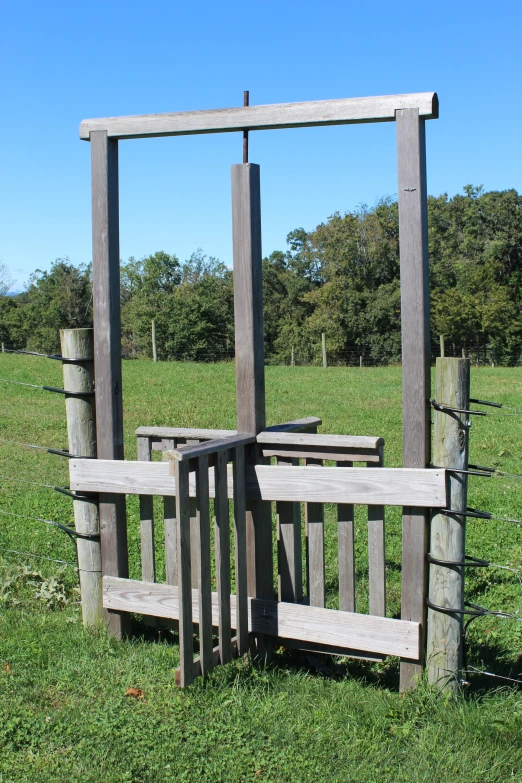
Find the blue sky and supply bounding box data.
[1,0,521,290]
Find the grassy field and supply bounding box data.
[1,355,522,782]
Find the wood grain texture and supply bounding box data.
[427,358,470,690]
[161,438,177,586]
[80,93,439,139]
[60,329,102,628]
[337,461,355,613]
[103,577,420,659]
[195,455,213,677]
[305,458,325,607]
[175,459,193,687]
[264,417,322,433]
[232,446,249,655]
[137,436,155,583]
[214,450,232,664]
[276,457,303,603]
[368,449,386,617]
[257,433,383,449]
[396,107,432,690]
[136,426,236,440]
[166,433,256,462]
[70,460,447,507]
[261,448,381,462]
[90,130,128,638]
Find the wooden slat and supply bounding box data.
[396,107,431,689]
[265,417,321,433]
[103,577,420,659]
[176,638,239,686]
[80,92,439,140]
[90,129,128,639]
[232,446,249,655]
[165,433,256,462]
[368,452,386,617]
[214,450,232,664]
[276,457,302,603]
[195,455,213,677]
[261,448,380,463]
[137,436,155,583]
[136,426,236,440]
[161,438,177,586]
[257,433,383,449]
[337,461,355,613]
[70,460,447,507]
[305,458,325,607]
[175,459,193,687]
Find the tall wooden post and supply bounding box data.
[90,130,129,638]
[60,328,102,627]
[322,333,327,368]
[231,163,273,618]
[427,358,470,689]
[396,108,431,690]
[152,319,158,362]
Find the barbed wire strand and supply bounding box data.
[0,437,67,453]
[0,547,101,574]
[0,475,59,490]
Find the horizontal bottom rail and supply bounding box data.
[103,576,420,660]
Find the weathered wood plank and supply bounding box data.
[103,577,420,659]
[396,107,432,689]
[337,461,355,613]
[136,426,236,440]
[90,129,128,639]
[257,433,383,449]
[276,457,303,603]
[175,460,193,687]
[70,460,447,507]
[137,436,155,583]
[214,450,232,664]
[368,452,386,617]
[165,433,256,462]
[195,455,213,677]
[80,93,439,140]
[161,438,177,586]
[261,448,380,463]
[305,458,325,607]
[233,446,249,654]
[264,417,321,433]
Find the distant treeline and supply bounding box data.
[1,185,521,365]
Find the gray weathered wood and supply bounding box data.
[71,460,447,507]
[80,92,439,140]
[232,446,249,655]
[195,454,213,677]
[103,576,421,659]
[136,426,236,440]
[264,417,322,433]
[90,129,128,639]
[368,450,386,617]
[396,107,431,690]
[214,450,232,664]
[175,459,193,687]
[305,458,325,607]
[137,436,155,583]
[257,433,383,449]
[176,637,239,686]
[165,433,256,462]
[337,461,355,613]
[60,329,102,627]
[427,358,470,690]
[161,438,177,586]
[277,457,303,603]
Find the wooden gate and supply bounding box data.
[70,423,447,686]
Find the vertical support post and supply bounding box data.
[396,108,431,690]
[137,435,155,583]
[368,447,386,617]
[175,458,193,686]
[305,458,325,607]
[322,333,327,368]
[440,334,445,358]
[90,130,129,638]
[291,346,295,366]
[337,460,355,612]
[231,163,273,626]
[60,328,102,627]
[427,358,470,690]
[276,456,303,603]
[152,319,158,362]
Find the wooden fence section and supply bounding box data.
[102,577,420,661]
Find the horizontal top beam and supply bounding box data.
[135,426,236,441]
[164,433,255,462]
[80,92,438,141]
[257,432,384,449]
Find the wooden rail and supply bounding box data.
[80,93,438,140]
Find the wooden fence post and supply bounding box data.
[90,129,129,638]
[396,107,431,690]
[427,357,470,690]
[322,333,327,368]
[152,319,158,362]
[60,328,102,627]
[231,163,273,648]
[440,335,445,358]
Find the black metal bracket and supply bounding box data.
[439,507,492,520]
[54,486,97,502]
[43,385,95,397]
[432,465,491,478]
[469,397,502,409]
[427,554,489,568]
[431,399,486,417]
[46,448,96,460]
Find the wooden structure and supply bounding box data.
[78,91,439,689]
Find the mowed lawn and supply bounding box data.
[1,355,522,782]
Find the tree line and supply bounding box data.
[1,185,521,365]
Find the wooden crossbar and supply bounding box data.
[70,460,447,507]
[80,93,438,140]
[103,576,420,659]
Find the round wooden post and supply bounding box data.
[60,328,103,627]
[427,357,470,690]
[152,319,158,362]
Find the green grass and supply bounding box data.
[1,356,522,782]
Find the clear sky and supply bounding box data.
[1,0,521,290]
